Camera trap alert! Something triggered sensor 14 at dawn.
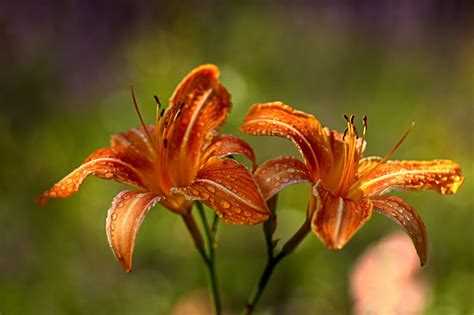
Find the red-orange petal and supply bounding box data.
[254,156,313,200]
[106,190,161,272]
[356,156,382,177]
[312,184,372,249]
[38,146,152,205]
[371,196,428,266]
[172,157,269,224]
[357,159,464,197]
[240,102,332,179]
[201,134,256,171]
[111,124,156,158]
[165,64,232,184]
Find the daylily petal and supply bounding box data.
[371,196,428,266]
[240,102,332,179]
[106,190,161,272]
[254,156,313,200]
[172,157,269,224]
[312,184,372,249]
[38,147,152,205]
[356,156,382,177]
[166,64,231,184]
[111,125,156,158]
[201,134,256,170]
[357,160,464,197]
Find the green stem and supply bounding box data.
[243,194,316,315]
[196,202,222,315]
[181,212,208,263]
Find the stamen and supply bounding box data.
[357,115,367,158]
[337,114,359,195]
[130,85,157,154]
[377,122,415,165]
[353,124,359,138]
[154,95,162,109]
[154,95,162,148]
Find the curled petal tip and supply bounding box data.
[372,196,429,268]
[36,195,48,207]
[106,190,160,273]
[115,254,132,272]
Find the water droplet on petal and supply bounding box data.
[221,200,231,209]
[287,168,295,173]
[207,185,216,193]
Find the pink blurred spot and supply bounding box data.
[350,233,429,315]
[171,289,213,315]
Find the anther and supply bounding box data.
[159,108,165,118]
[154,95,162,109]
[350,115,355,124]
[163,139,168,148]
[343,128,348,140]
[362,115,368,128]
[344,114,350,122]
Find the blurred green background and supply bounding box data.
[1,1,472,314]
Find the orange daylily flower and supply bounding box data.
[241,102,463,265]
[39,65,269,271]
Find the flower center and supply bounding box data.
[332,115,366,197]
[130,87,185,195]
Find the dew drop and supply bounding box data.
[111,213,118,220]
[287,168,295,173]
[207,185,216,193]
[221,200,231,209]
